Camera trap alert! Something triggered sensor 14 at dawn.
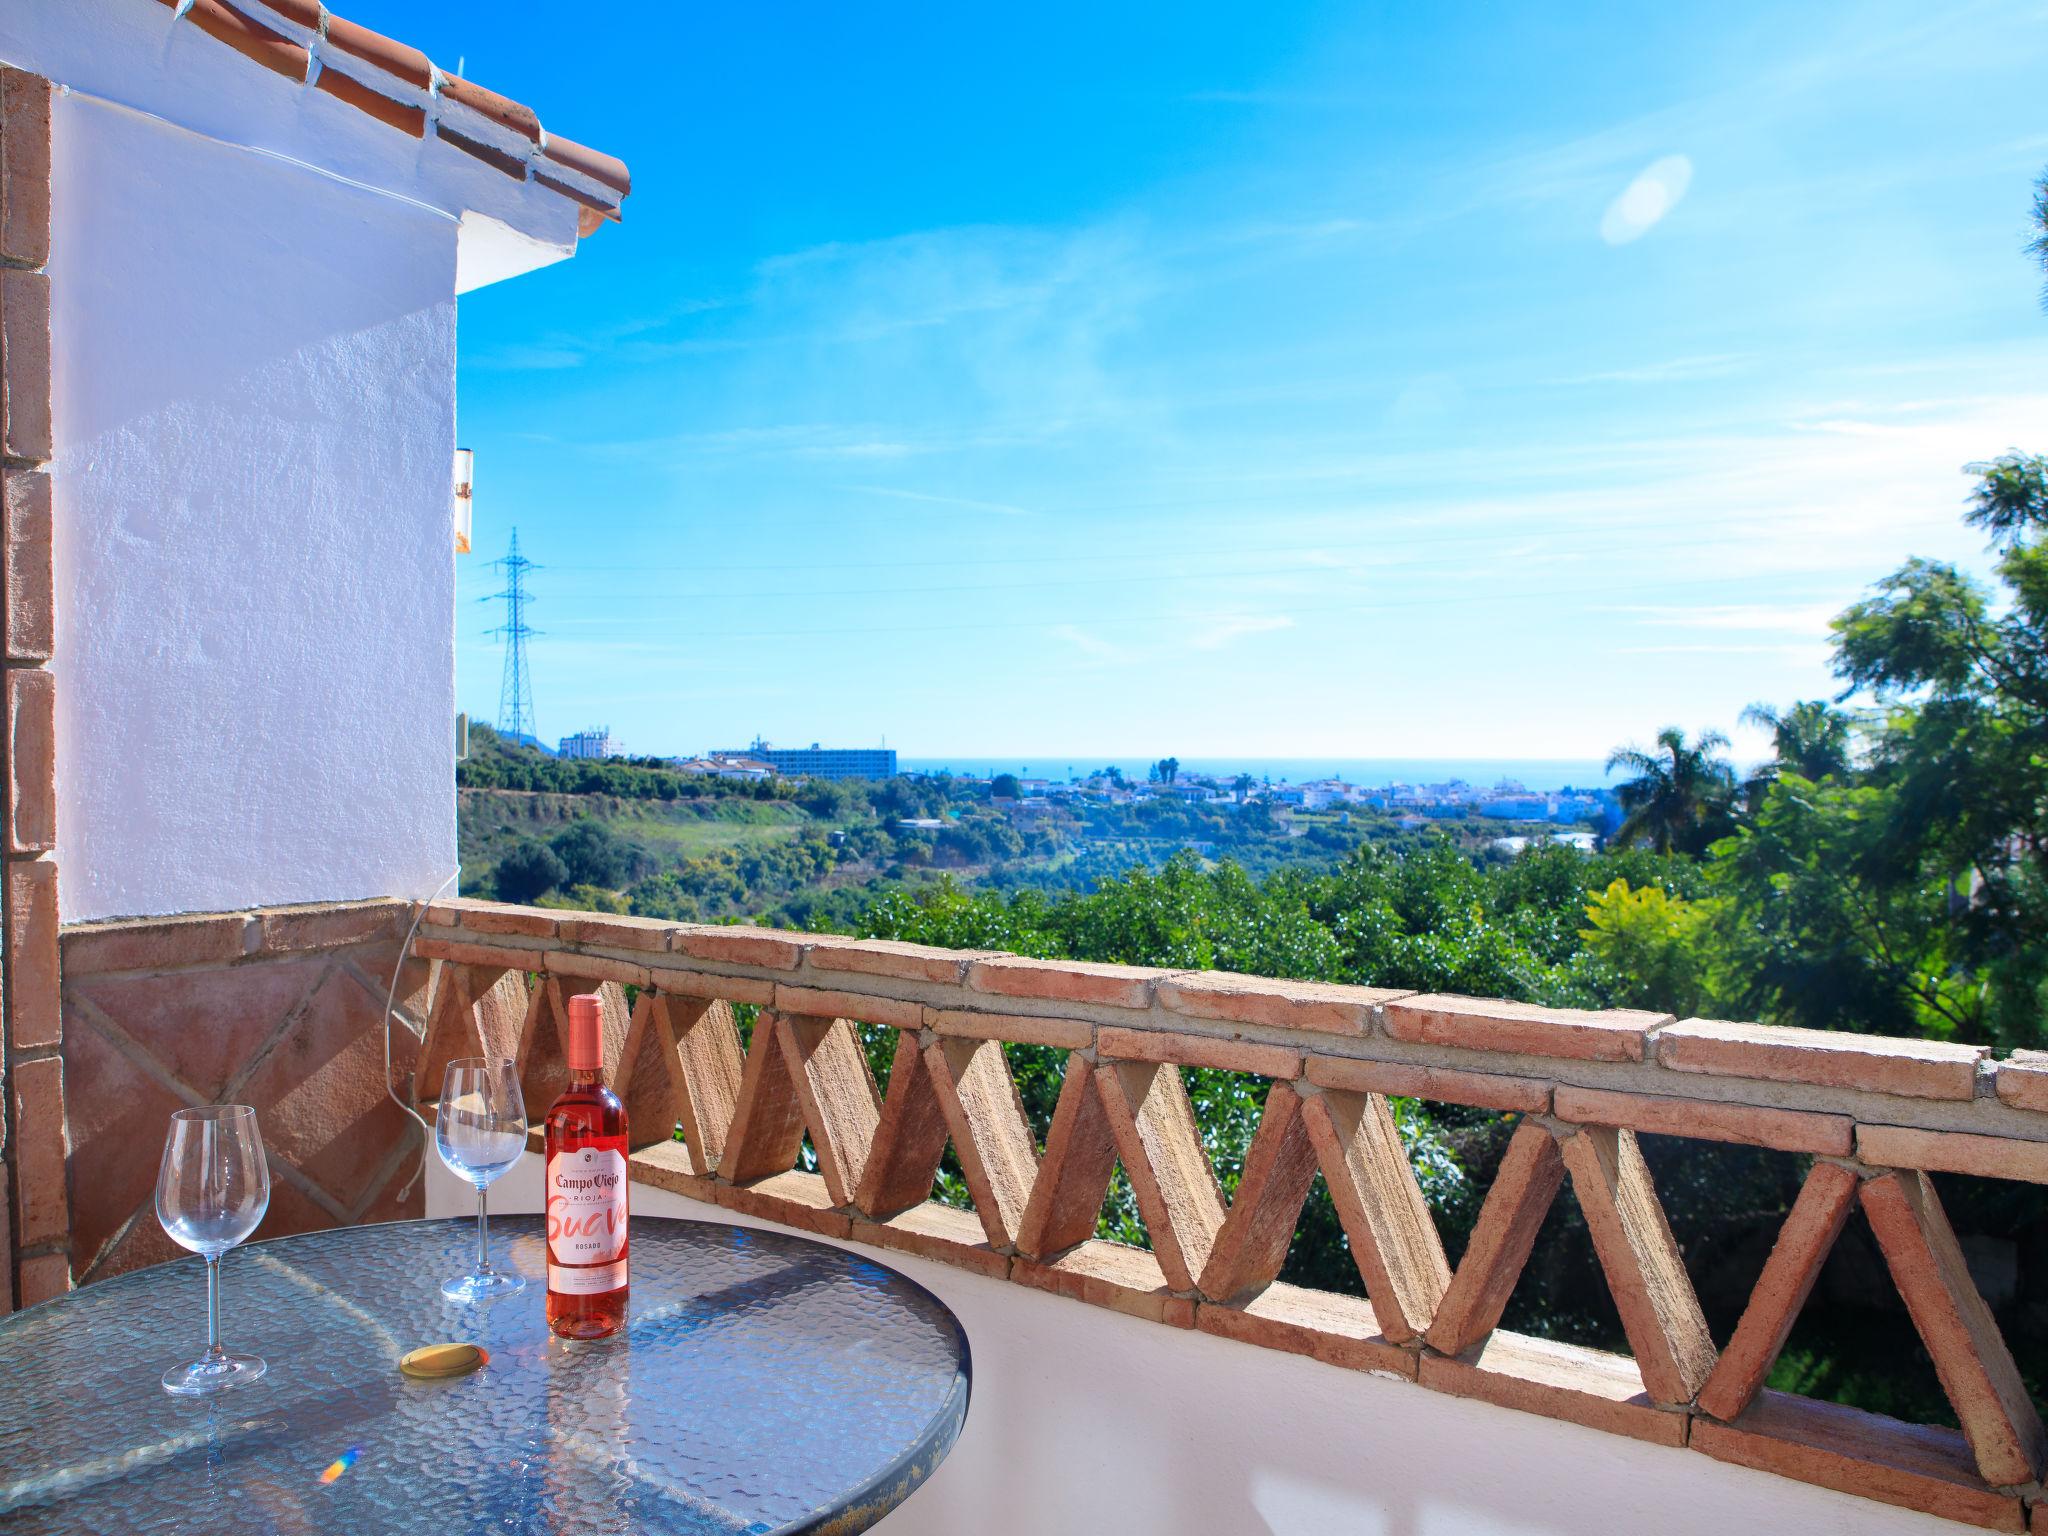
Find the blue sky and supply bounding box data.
[361,1,2048,761]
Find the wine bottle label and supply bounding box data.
[549,1256,628,1295]
[545,1145,629,1282]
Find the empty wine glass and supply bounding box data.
[436,1058,528,1301]
[156,1104,271,1395]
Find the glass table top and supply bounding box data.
[0,1216,970,1535]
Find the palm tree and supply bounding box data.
[2030,170,2048,310]
[1739,700,1854,786]
[1606,726,1738,856]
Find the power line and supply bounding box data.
[483,528,542,742]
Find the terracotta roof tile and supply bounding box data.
[541,134,630,196]
[320,13,431,89]
[184,0,309,83]
[315,62,424,139]
[148,0,630,226]
[438,73,541,144]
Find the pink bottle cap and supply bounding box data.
[566,992,604,1073]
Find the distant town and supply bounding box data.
[539,727,1619,841]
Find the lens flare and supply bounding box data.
[318,1445,363,1485]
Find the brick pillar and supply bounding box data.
[0,65,64,1310]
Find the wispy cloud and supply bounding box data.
[1051,624,1128,664]
[1189,614,1296,650]
[1560,354,1751,385]
[1600,155,1694,245]
[850,486,1031,516]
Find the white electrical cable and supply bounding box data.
[58,83,463,226]
[383,867,462,1202]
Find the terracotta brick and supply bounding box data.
[18,1251,69,1307]
[1199,1083,1320,1301]
[1996,1051,2048,1115]
[60,911,251,975]
[4,857,58,1049]
[1156,972,1404,1037]
[237,968,424,1212]
[673,925,804,972]
[1698,1161,1860,1423]
[254,899,401,954]
[1197,1281,1415,1377]
[1012,1239,1194,1327]
[1421,1330,1688,1447]
[1383,994,1667,1063]
[5,666,55,853]
[775,983,921,1032]
[314,66,425,138]
[320,14,433,87]
[614,992,685,1152]
[925,1007,1092,1050]
[67,956,319,1103]
[1305,1054,1551,1114]
[183,0,308,81]
[441,900,560,938]
[925,1036,1039,1248]
[1,267,51,461]
[11,1054,68,1247]
[776,1013,882,1206]
[1300,1089,1449,1341]
[1860,1169,2047,1486]
[1692,1391,2024,1532]
[1,69,53,268]
[1559,1126,1716,1405]
[1094,1059,1228,1291]
[1425,1119,1565,1357]
[967,954,1165,1011]
[416,936,541,972]
[58,1015,184,1275]
[1554,1084,1853,1156]
[1857,1124,2048,1186]
[1015,1054,1120,1259]
[850,1201,1009,1280]
[719,1011,810,1185]
[628,1138,716,1202]
[804,936,981,986]
[1658,1017,1985,1101]
[542,950,651,989]
[665,996,745,1170]
[644,963,776,1006]
[1096,1025,1302,1081]
[707,1170,851,1239]
[2,469,53,662]
[855,1033,954,1220]
[557,912,674,952]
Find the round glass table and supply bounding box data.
[0,1216,970,1534]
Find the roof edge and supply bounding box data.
[150,0,630,228]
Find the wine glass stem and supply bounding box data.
[204,1254,223,1360]
[475,1183,490,1275]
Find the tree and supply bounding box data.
[2030,168,2048,309]
[1233,772,1255,803]
[1605,727,1737,856]
[495,839,567,903]
[551,818,629,890]
[1738,699,1854,804]
[1158,756,1180,785]
[990,772,1022,800]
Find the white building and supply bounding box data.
[0,0,630,925]
[559,727,621,760]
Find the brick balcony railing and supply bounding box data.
[405,897,2048,1532]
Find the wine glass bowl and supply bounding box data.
[156,1104,271,1395]
[436,1058,528,1301]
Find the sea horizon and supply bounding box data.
[896,756,1621,791]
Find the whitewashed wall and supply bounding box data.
[0,0,583,921]
[431,1154,1966,1536]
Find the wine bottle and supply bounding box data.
[543,991,629,1339]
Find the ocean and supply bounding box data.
[896,757,1618,791]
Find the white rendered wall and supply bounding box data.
[432,1154,1966,1536]
[47,91,459,920]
